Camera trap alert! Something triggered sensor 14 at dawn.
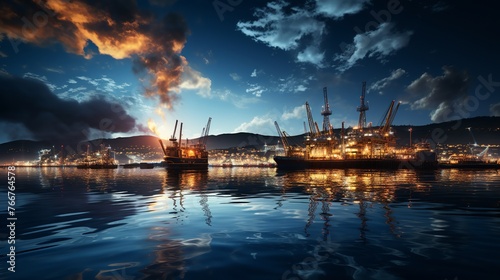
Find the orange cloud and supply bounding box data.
[0,0,199,108]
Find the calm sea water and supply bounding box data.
[1,167,499,280]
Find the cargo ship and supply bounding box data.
[76,144,118,169]
[274,84,438,170]
[158,118,211,170]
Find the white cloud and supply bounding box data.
[297,45,325,66]
[212,88,261,109]
[369,68,406,94]
[180,66,212,98]
[230,72,241,81]
[277,75,311,93]
[335,23,413,71]
[44,67,64,74]
[23,72,57,91]
[73,75,130,93]
[295,84,307,92]
[251,69,257,77]
[430,1,449,12]
[281,105,305,120]
[246,84,266,97]
[314,0,370,18]
[233,115,275,133]
[236,1,326,67]
[77,75,99,86]
[57,86,89,101]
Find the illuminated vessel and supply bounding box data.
[76,144,118,169]
[158,118,211,170]
[273,84,438,170]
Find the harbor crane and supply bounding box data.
[274,121,290,154]
[305,102,319,137]
[357,81,369,130]
[379,100,401,136]
[199,117,212,148]
[321,87,333,134]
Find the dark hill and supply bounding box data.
[1,116,499,163]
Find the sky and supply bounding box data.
[1,0,499,145]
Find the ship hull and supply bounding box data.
[164,157,208,170]
[438,161,500,169]
[274,156,438,170]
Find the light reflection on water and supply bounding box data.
[1,167,499,279]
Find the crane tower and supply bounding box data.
[321,87,332,133]
[357,81,369,129]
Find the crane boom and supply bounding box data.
[305,102,318,137]
[178,122,183,149]
[170,120,178,141]
[380,100,395,134]
[387,101,401,128]
[158,139,167,156]
[274,121,290,153]
[202,117,212,146]
[199,127,205,144]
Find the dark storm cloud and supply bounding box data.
[0,75,140,144]
[0,0,198,108]
[407,66,470,122]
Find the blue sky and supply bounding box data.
[1,0,499,144]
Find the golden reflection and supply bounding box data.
[280,169,433,239]
[437,169,499,183]
[38,166,66,189]
[160,170,212,226]
[81,169,118,192]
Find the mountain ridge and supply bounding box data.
[1,116,499,163]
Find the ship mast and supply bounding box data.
[357,81,369,130]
